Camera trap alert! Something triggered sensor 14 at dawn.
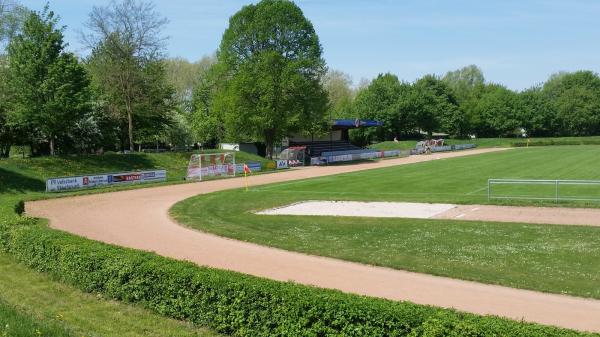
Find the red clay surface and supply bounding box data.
[26,148,600,332]
[435,204,600,226]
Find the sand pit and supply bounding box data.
[257,201,457,218]
[258,200,600,227]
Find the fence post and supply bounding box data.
[555,180,559,203]
[487,179,490,201]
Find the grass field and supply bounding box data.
[0,299,73,337]
[371,135,600,151]
[0,152,241,336]
[171,146,600,299]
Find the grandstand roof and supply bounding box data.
[332,119,383,129]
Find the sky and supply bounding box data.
[18,0,600,91]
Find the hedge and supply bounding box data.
[0,219,594,337]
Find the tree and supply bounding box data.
[353,73,412,143]
[191,62,226,147]
[323,69,355,119]
[214,0,328,158]
[519,86,557,137]
[413,75,463,137]
[442,65,485,102]
[83,0,168,152]
[164,55,215,113]
[6,5,90,155]
[542,71,600,136]
[0,0,28,51]
[471,84,521,137]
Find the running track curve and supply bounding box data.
[26,148,600,332]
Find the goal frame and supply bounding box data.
[186,152,236,181]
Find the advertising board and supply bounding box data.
[46,170,167,192]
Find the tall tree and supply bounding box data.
[442,64,485,102]
[353,73,412,143]
[471,84,521,137]
[413,75,463,137]
[164,55,215,113]
[215,0,328,158]
[323,69,355,119]
[83,0,168,152]
[6,5,90,155]
[0,0,28,51]
[542,71,600,136]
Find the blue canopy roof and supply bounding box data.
[332,119,383,129]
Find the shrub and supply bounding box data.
[13,200,25,216]
[0,221,592,337]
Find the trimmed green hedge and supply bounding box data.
[0,219,593,337]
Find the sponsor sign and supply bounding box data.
[235,162,262,174]
[276,160,289,169]
[46,170,167,192]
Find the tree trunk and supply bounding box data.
[49,138,55,156]
[265,129,275,159]
[126,101,134,152]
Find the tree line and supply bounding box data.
[1,0,600,158]
[326,65,600,145]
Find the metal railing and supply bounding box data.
[487,179,600,202]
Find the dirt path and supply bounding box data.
[26,148,600,333]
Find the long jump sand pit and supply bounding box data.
[257,201,457,218]
[258,200,600,227]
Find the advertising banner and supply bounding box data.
[46,170,167,192]
[276,160,289,169]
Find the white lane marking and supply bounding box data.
[455,213,466,218]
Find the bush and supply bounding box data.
[13,200,25,216]
[0,221,591,337]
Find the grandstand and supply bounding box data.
[288,119,382,158]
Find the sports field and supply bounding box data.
[171,146,600,299]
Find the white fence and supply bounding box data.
[487,179,600,202]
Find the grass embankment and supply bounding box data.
[371,135,600,151]
[172,146,600,299]
[0,151,273,217]
[0,152,245,336]
[0,300,73,337]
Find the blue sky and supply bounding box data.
[19,0,600,90]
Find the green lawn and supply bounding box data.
[371,135,600,151]
[171,146,600,299]
[0,152,239,336]
[0,299,73,337]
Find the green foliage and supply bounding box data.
[0,220,589,337]
[13,200,23,215]
[323,69,355,119]
[5,5,91,155]
[214,0,328,158]
[471,84,521,137]
[353,73,414,144]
